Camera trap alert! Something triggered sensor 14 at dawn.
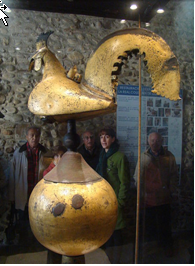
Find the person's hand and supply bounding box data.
[53,155,61,166]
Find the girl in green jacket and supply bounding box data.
[96,127,130,263]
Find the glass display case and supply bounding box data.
[0,0,193,264]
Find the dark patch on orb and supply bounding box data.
[52,203,66,217]
[34,202,37,211]
[72,194,84,209]
[44,180,51,184]
[104,200,109,206]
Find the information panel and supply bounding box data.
[117,85,183,183]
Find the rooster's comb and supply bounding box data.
[36,31,54,45]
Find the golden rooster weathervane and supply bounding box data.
[28,28,180,122]
[27,29,181,261]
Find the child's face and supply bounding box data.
[53,151,65,166]
[57,151,64,158]
[100,133,115,152]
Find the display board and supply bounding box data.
[117,85,183,184]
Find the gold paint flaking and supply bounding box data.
[28,28,180,121]
[85,28,180,101]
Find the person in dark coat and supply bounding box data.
[77,130,100,170]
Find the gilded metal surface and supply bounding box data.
[28,29,180,122]
[84,28,180,101]
[29,174,118,256]
[28,32,116,121]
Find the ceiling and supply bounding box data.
[4,0,170,22]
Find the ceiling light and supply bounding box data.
[5,7,11,13]
[15,47,20,50]
[120,19,126,24]
[130,4,137,10]
[157,8,164,14]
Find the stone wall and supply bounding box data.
[0,0,193,241]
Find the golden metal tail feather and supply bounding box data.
[84,28,180,101]
[28,29,180,122]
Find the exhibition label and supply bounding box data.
[117,85,183,184]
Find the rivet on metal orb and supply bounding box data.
[72,194,84,209]
[52,203,66,217]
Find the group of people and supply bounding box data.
[8,125,178,262]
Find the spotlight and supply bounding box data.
[5,7,11,13]
[130,4,137,10]
[157,8,164,14]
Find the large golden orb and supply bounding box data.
[29,152,118,256]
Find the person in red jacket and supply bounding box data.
[43,146,66,177]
